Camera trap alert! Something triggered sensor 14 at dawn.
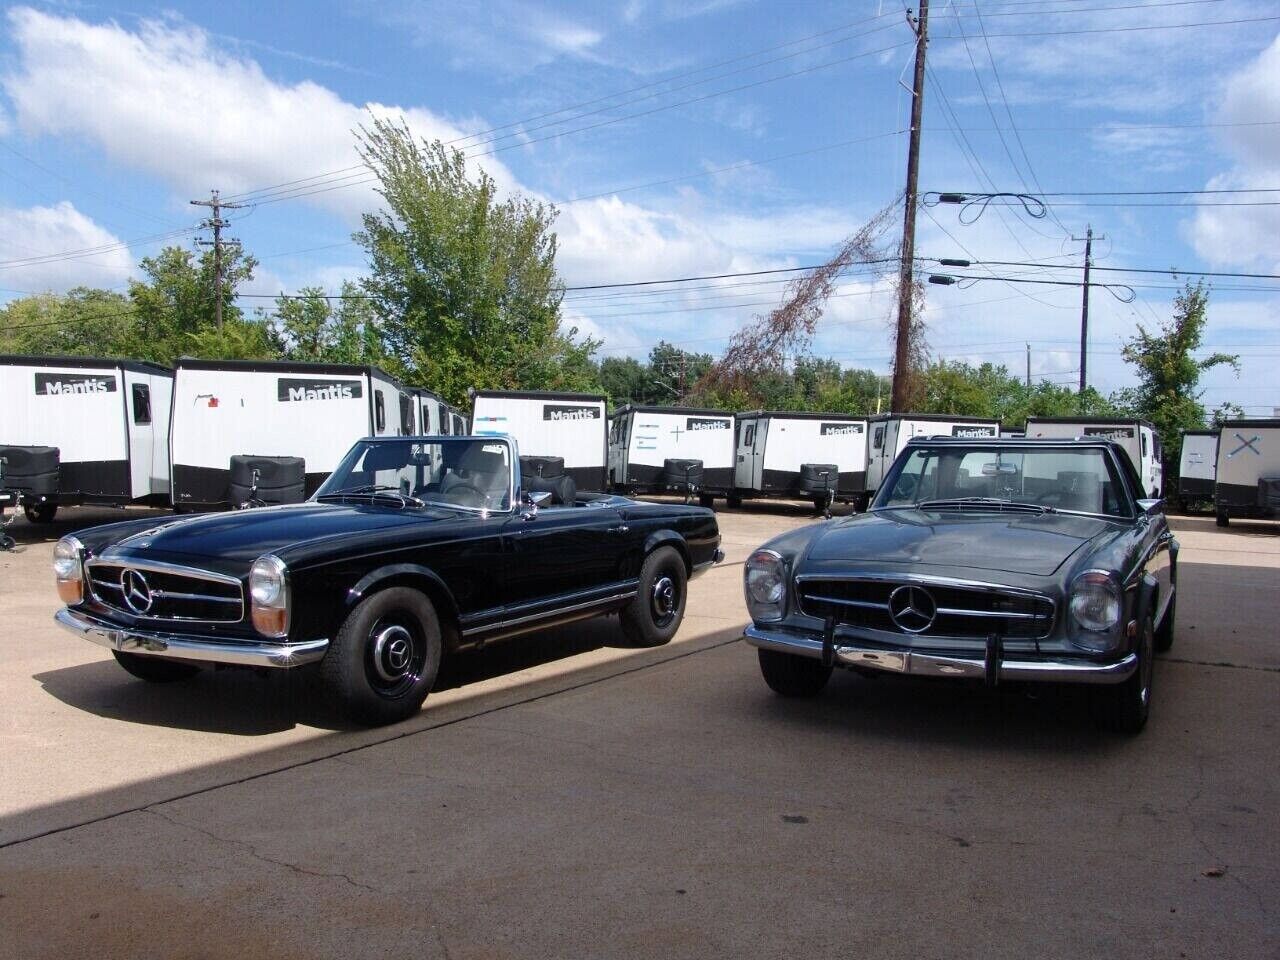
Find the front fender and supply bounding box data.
[346,563,459,622]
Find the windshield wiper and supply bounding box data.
[916,497,1055,514]
[316,484,426,509]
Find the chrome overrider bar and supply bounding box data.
[55,607,328,669]
[743,624,1137,684]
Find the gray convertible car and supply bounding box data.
[743,436,1177,733]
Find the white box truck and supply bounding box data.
[865,415,1001,498]
[0,354,173,522]
[1025,417,1163,497]
[1213,418,1280,526]
[471,389,608,491]
[608,405,734,505]
[1178,429,1218,504]
[732,411,869,513]
[170,358,413,511]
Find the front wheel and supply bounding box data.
[1154,590,1176,652]
[619,546,687,647]
[1096,614,1154,735]
[319,587,443,725]
[24,503,56,523]
[758,649,833,697]
[112,651,201,683]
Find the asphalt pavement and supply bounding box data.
[0,505,1276,959]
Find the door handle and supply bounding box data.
[608,525,630,534]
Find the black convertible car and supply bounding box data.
[53,435,722,724]
[743,436,1177,733]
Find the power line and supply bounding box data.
[932,13,1280,38]
[0,226,199,270]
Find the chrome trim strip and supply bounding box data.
[742,624,1135,684]
[934,607,1042,621]
[805,594,887,611]
[149,590,242,604]
[87,558,241,587]
[55,607,328,668]
[461,589,638,637]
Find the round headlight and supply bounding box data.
[1070,571,1121,633]
[249,556,285,605]
[52,536,83,580]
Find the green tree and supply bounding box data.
[354,116,598,406]
[1110,281,1238,481]
[0,288,133,356]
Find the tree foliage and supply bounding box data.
[353,117,599,406]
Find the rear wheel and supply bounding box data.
[112,651,201,683]
[619,546,687,647]
[319,587,443,725]
[758,649,833,697]
[23,503,56,523]
[1096,613,1154,735]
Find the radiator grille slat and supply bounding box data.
[87,561,244,623]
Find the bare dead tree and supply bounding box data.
[696,196,909,402]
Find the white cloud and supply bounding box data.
[1186,34,1280,272]
[1,7,519,221]
[0,201,133,292]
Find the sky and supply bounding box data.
[0,0,1277,412]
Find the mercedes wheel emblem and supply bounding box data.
[888,584,937,634]
[120,568,154,614]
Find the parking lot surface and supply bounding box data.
[1,505,1277,958]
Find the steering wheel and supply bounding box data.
[445,483,485,507]
[895,474,919,500]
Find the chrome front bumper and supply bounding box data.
[743,624,1136,685]
[55,607,329,669]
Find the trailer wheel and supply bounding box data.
[727,493,743,509]
[1215,510,1230,528]
[698,493,715,509]
[23,503,56,523]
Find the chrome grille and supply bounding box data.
[796,577,1054,640]
[86,560,244,623]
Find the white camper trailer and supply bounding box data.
[865,415,1001,497]
[471,390,608,490]
[732,411,869,513]
[608,405,735,505]
[1178,429,1218,504]
[170,358,413,511]
[1025,417,1163,497]
[415,388,461,435]
[1213,419,1280,526]
[0,355,173,522]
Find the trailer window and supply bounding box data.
[873,426,884,450]
[743,425,755,447]
[399,394,414,435]
[131,384,152,425]
[1141,432,1148,456]
[375,392,386,432]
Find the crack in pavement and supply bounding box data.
[1164,657,1280,674]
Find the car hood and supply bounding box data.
[98,501,461,568]
[803,508,1119,577]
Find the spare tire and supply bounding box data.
[798,463,839,495]
[520,456,565,479]
[662,458,704,491]
[229,455,305,506]
[0,445,60,497]
[525,472,577,506]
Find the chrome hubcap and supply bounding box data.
[371,625,415,682]
[651,575,678,625]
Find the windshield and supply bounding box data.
[315,437,514,512]
[876,445,1131,517]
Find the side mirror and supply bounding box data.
[1135,498,1163,516]
[522,489,552,518]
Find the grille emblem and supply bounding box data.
[888,585,936,633]
[120,569,154,614]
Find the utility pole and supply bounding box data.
[1026,343,1031,389]
[190,190,246,332]
[1071,224,1100,410]
[892,0,929,413]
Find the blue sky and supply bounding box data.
[1,0,1277,412]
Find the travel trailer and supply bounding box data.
[1025,417,1163,497]
[1178,429,1218,504]
[732,411,869,513]
[608,405,735,505]
[865,415,1001,498]
[170,358,413,511]
[415,388,466,436]
[471,389,608,491]
[0,355,173,521]
[1213,419,1280,526]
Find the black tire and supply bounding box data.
[23,503,56,523]
[112,651,201,683]
[698,493,716,509]
[1154,589,1176,652]
[726,493,743,509]
[619,546,687,647]
[758,648,833,697]
[1216,510,1230,527]
[1096,613,1154,735]
[319,586,443,725]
